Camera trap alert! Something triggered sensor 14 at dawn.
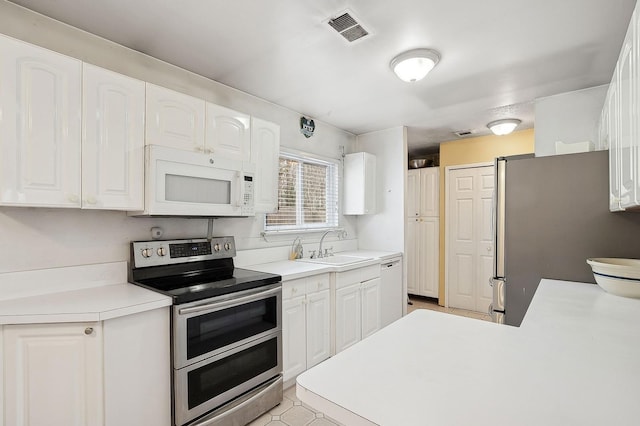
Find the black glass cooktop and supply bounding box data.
[130,259,281,304]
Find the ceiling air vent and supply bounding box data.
[454,130,474,137]
[327,10,370,43]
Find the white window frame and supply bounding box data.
[264,149,340,233]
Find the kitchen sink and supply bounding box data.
[297,255,372,266]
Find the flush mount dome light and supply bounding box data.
[390,48,440,82]
[487,119,521,136]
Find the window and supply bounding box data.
[265,152,339,231]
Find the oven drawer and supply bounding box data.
[174,331,282,426]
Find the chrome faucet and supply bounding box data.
[318,230,337,258]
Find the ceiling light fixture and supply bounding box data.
[487,119,521,136]
[390,48,440,82]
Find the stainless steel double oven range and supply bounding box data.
[129,237,283,426]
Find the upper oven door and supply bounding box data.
[173,283,282,369]
[142,145,250,216]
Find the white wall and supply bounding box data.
[534,84,608,157]
[0,1,357,273]
[354,127,407,253]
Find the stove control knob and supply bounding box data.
[224,242,231,251]
[141,248,152,258]
[214,243,221,252]
[157,247,167,257]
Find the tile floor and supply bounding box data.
[248,297,490,426]
[248,385,341,426]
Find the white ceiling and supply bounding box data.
[9,0,636,154]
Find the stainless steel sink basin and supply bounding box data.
[297,255,372,266]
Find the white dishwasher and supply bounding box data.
[380,256,403,328]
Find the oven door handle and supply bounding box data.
[178,286,281,315]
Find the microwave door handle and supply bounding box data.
[235,171,243,207]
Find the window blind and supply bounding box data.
[265,152,339,231]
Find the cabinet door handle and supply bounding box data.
[84,327,94,335]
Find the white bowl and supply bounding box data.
[586,258,640,298]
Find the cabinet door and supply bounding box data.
[406,218,419,295]
[420,167,439,217]
[306,289,331,369]
[618,16,636,209]
[0,35,82,207]
[344,152,376,215]
[282,296,307,382]
[407,170,420,217]
[335,282,361,353]
[145,83,205,151]
[4,323,103,426]
[608,75,623,211]
[82,64,144,210]
[361,278,381,339]
[419,217,439,298]
[205,103,250,161]
[251,117,280,213]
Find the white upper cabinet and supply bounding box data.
[145,83,205,151]
[344,152,376,215]
[82,64,144,210]
[251,117,280,213]
[604,6,640,212]
[206,103,251,161]
[0,35,82,207]
[419,167,439,217]
[407,167,439,217]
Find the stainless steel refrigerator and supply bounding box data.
[491,150,640,326]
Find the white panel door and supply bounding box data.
[145,83,205,151]
[251,117,280,213]
[0,35,82,207]
[335,283,361,354]
[477,169,495,312]
[306,289,331,369]
[407,170,420,217]
[82,64,144,210]
[361,278,381,339]
[282,296,307,382]
[419,217,439,298]
[447,165,495,312]
[4,322,103,426]
[419,167,439,217]
[205,103,250,161]
[406,218,419,295]
[609,75,623,211]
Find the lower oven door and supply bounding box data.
[173,283,282,369]
[174,331,282,426]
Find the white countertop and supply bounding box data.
[0,262,172,324]
[246,252,388,281]
[297,279,640,426]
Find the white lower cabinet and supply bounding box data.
[406,217,439,298]
[4,322,104,426]
[2,308,170,426]
[333,266,381,354]
[282,274,331,384]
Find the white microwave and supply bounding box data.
[129,145,255,217]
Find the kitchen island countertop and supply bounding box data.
[297,279,640,425]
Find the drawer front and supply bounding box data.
[335,269,361,289]
[359,265,380,282]
[306,273,330,293]
[282,278,306,299]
